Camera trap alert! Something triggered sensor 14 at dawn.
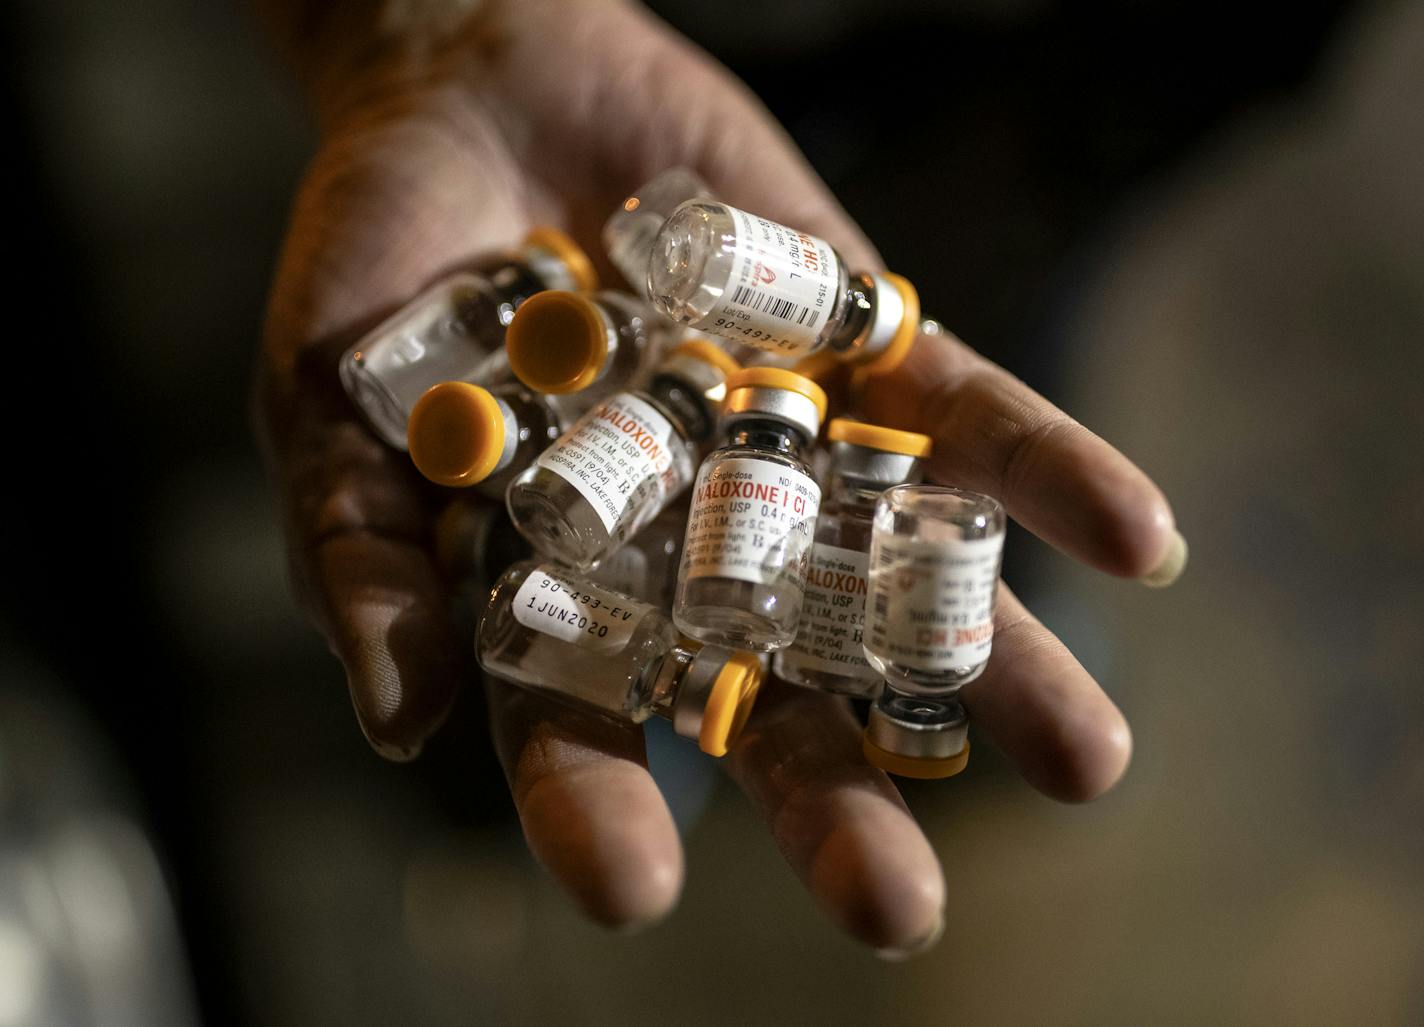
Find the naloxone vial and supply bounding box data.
[506,340,740,571]
[588,498,689,608]
[406,382,563,495]
[647,201,920,374]
[504,290,670,403]
[673,368,826,652]
[865,485,1006,695]
[479,561,762,756]
[774,420,932,698]
[340,227,596,448]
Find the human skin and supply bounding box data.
[253,0,1181,954]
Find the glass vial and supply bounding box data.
[773,419,933,698]
[862,688,971,779]
[673,368,826,652]
[479,561,763,756]
[588,497,689,608]
[600,171,786,368]
[506,340,740,572]
[504,290,671,404]
[865,485,1007,695]
[339,226,597,449]
[603,167,712,293]
[406,382,563,497]
[647,200,921,373]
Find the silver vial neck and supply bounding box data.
[829,441,922,487]
[489,394,523,475]
[721,385,822,442]
[856,271,909,358]
[866,694,969,761]
[671,645,736,742]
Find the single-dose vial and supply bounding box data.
[506,340,741,571]
[406,382,563,496]
[774,419,933,698]
[588,498,688,608]
[504,289,672,403]
[862,688,971,779]
[647,200,921,374]
[603,167,712,293]
[673,368,826,652]
[865,485,1006,695]
[479,561,763,756]
[340,227,597,449]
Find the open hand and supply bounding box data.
[256,0,1179,954]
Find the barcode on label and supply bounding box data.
[730,285,822,328]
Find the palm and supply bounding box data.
[259,0,1175,951]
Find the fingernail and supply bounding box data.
[366,736,424,762]
[874,910,945,962]
[1139,529,1187,588]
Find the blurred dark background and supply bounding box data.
[3,0,1422,1023]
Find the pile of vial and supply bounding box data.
[338,168,1004,776]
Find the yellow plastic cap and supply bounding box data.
[407,382,507,487]
[505,291,609,394]
[828,418,933,458]
[723,367,828,419]
[858,272,921,376]
[862,736,970,780]
[672,337,742,379]
[788,348,841,383]
[521,226,598,292]
[698,651,763,757]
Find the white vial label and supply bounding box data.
[787,544,878,680]
[512,566,652,655]
[706,206,839,357]
[868,536,1002,670]
[682,457,821,586]
[537,393,685,533]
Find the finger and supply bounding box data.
[257,99,529,757]
[683,75,884,272]
[860,331,1182,580]
[257,364,464,760]
[308,529,462,760]
[486,678,684,930]
[264,98,528,364]
[961,584,1133,803]
[725,683,944,954]
[488,0,883,271]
